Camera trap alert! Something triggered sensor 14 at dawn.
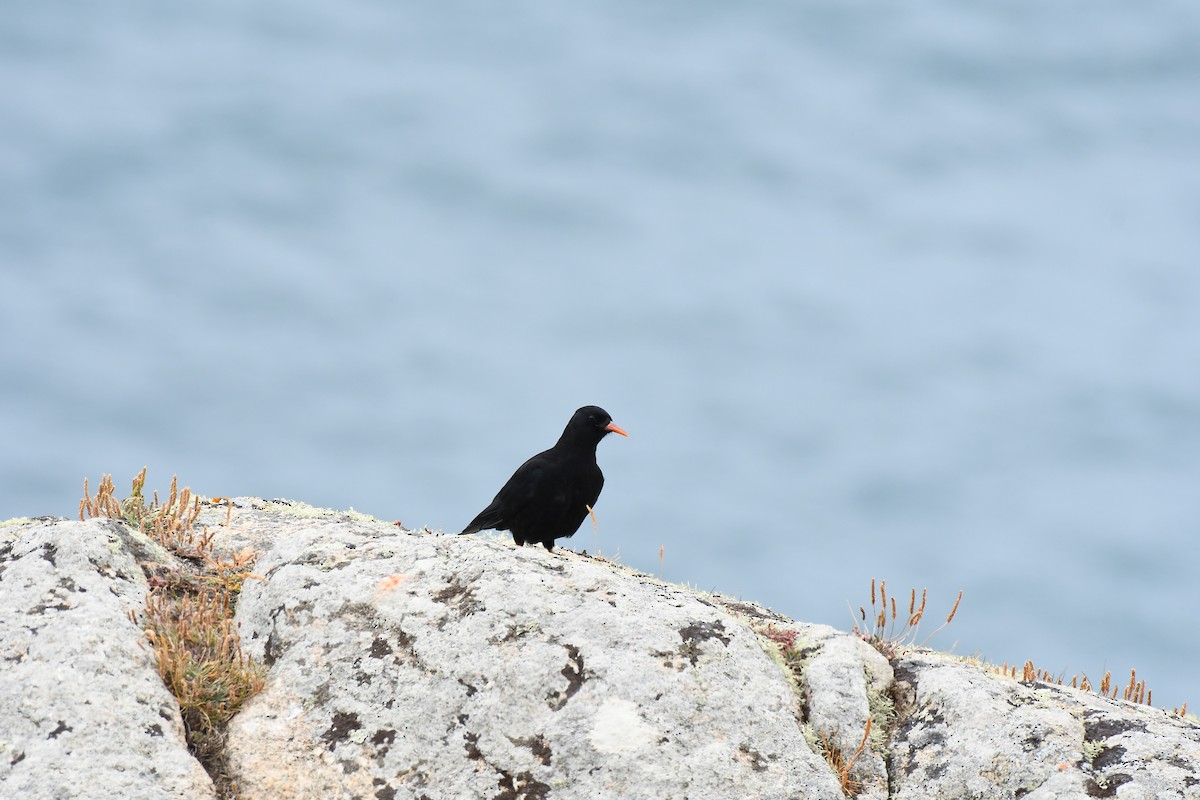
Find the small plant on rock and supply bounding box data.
[852,578,961,658]
[985,659,1188,716]
[81,469,263,798]
[817,717,872,797]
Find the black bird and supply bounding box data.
[461,406,628,551]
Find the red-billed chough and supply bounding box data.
[460,405,628,551]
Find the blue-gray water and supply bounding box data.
[3,3,1198,710]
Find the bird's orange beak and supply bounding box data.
[605,422,629,437]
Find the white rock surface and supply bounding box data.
[225,508,844,800]
[805,634,894,800]
[0,518,214,800]
[3,499,1198,800]
[889,652,1200,799]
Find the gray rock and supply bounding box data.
[0,518,214,800]
[805,634,894,800]
[225,516,844,800]
[889,651,1200,799]
[4,500,1198,799]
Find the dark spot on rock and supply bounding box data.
[47,720,72,739]
[433,578,481,627]
[679,619,730,646]
[1022,731,1044,752]
[370,637,393,658]
[355,671,372,686]
[263,631,282,667]
[1084,713,1147,741]
[263,603,291,666]
[10,751,25,766]
[459,678,478,697]
[1092,744,1126,771]
[434,578,471,604]
[341,759,359,774]
[715,599,787,623]
[1165,754,1196,770]
[41,543,57,566]
[491,624,534,644]
[676,621,731,666]
[738,743,769,772]
[321,711,363,750]
[891,661,920,686]
[336,601,378,621]
[146,723,163,737]
[464,730,484,762]
[59,576,78,593]
[549,644,585,710]
[509,735,552,766]
[494,769,550,800]
[393,627,414,649]
[371,729,396,747]
[680,639,704,666]
[891,701,948,778]
[374,784,396,800]
[1015,789,1030,798]
[1085,773,1132,797]
[649,649,685,671]
[34,601,73,614]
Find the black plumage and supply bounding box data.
[460,405,628,551]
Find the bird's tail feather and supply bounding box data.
[460,504,504,535]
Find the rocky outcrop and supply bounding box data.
[2,501,1198,799]
[0,517,213,799]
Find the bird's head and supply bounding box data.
[574,405,628,439]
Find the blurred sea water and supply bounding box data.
[2,2,1199,709]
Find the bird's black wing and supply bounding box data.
[460,456,548,534]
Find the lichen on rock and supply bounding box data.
[3,501,1198,800]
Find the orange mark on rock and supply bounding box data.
[376,574,407,594]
